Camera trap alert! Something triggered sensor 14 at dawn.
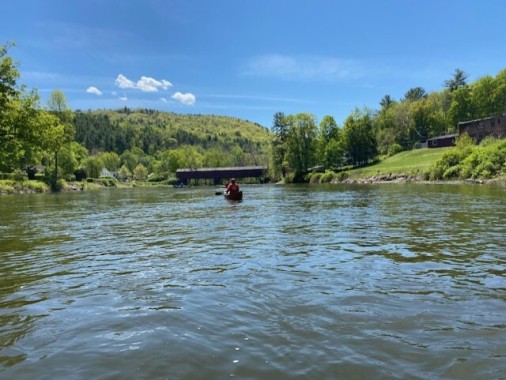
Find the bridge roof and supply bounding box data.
[176,166,267,180]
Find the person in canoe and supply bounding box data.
[225,178,240,194]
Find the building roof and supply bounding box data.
[458,113,506,126]
[427,133,458,141]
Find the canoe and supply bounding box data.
[224,191,243,201]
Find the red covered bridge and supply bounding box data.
[176,166,267,185]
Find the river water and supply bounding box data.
[0,184,505,379]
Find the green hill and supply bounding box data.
[74,108,273,166]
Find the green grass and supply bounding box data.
[0,180,50,194]
[347,147,452,178]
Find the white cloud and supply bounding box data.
[161,80,172,90]
[115,74,172,92]
[160,97,168,103]
[172,92,196,105]
[115,74,136,89]
[243,54,364,81]
[119,96,128,101]
[137,76,163,92]
[86,86,103,96]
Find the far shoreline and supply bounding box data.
[2,174,506,196]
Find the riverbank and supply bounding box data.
[0,179,175,195]
[334,172,506,185]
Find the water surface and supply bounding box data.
[0,184,505,379]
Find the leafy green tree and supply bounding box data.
[118,165,131,181]
[58,142,88,177]
[0,43,63,173]
[180,145,202,169]
[84,155,103,178]
[285,113,318,181]
[167,150,184,173]
[317,115,342,167]
[231,146,245,166]
[46,90,74,182]
[100,151,120,171]
[203,148,229,167]
[472,75,501,118]
[342,109,377,166]
[271,112,289,178]
[448,86,474,127]
[133,163,148,181]
[120,150,138,172]
[323,139,345,168]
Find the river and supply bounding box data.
[0,184,505,379]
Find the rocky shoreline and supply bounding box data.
[335,173,506,185]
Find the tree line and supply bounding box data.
[271,68,506,182]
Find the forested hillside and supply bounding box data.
[74,108,271,157]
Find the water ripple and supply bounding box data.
[0,185,505,379]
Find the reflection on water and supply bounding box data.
[0,184,505,379]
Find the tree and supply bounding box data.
[100,151,120,171]
[402,87,427,102]
[0,42,18,111]
[133,163,148,181]
[448,86,474,127]
[167,150,184,173]
[380,95,394,110]
[118,165,131,181]
[231,146,245,166]
[203,148,229,167]
[285,113,318,181]
[317,115,341,167]
[46,90,74,182]
[342,109,377,166]
[271,112,289,178]
[0,42,60,172]
[58,142,88,177]
[84,155,103,178]
[180,145,202,169]
[445,69,468,92]
[120,150,138,172]
[472,75,503,118]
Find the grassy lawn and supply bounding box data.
[347,147,452,178]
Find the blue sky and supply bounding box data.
[3,0,506,128]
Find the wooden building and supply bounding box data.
[458,114,506,142]
[426,134,458,148]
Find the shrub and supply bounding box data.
[320,170,338,183]
[13,170,28,181]
[97,177,118,187]
[52,179,67,192]
[147,173,167,182]
[335,171,349,182]
[309,172,323,184]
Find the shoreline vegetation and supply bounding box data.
[2,173,504,196]
[2,140,505,195]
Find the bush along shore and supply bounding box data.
[309,135,506,186]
